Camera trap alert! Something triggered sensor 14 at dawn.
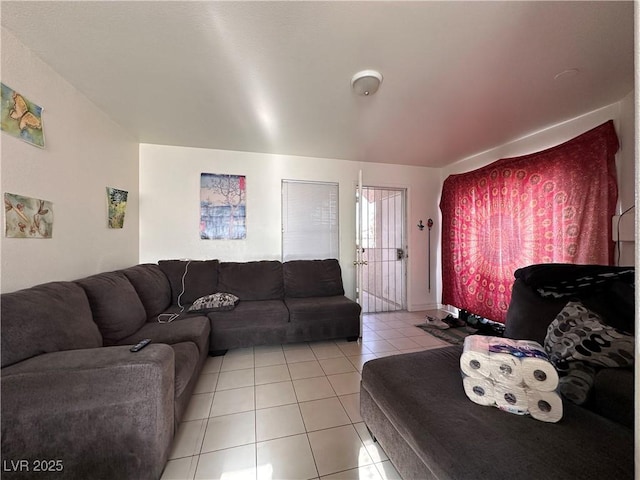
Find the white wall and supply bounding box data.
[139,144,442,310]
[141,96,635,311]
[0,28,139,293]
[439,95,637,269]
[616,90,636,266]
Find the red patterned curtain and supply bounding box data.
[440,120,619,323]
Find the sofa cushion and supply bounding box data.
[1,281,103,367]
[208,300,290,351]
[283,259,345,297]
[123,264,172,320]
[158,259,219,305]
[592,368,634,429]
[582,280,635,334]
[76,271,147,346]
[0,344,174,480]
[285,296,360,323]
[218,261,284,300]
[208,300,289,329]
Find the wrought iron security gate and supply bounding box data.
[356,186,407,313]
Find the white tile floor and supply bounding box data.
[161,310,449,480]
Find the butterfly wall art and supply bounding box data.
[4,192,54,238]
[1,83,45,148]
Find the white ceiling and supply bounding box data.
[1,1,634,168]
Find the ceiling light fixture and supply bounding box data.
[351,70,383,96]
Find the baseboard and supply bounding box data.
[408,303,440,312]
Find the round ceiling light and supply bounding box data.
[351,70,383,96]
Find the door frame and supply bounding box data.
[356,181,408,314]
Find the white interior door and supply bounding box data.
[355,171,364,334]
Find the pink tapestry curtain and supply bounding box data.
[440,120,619,323]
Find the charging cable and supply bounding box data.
[157,260,191,323]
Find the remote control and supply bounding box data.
[130,339,152,352]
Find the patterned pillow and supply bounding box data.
[544,301,634,405]
[188,292,239,313]
[557,361,596,405]
[545,301,634,372]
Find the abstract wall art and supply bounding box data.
[106,187,128,229]
[1,83,45,148]
[4,192,53,238]
[200,173,246,239]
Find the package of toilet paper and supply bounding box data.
[460,335,563,422]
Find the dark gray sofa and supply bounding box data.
[360,264,634,479]
[158,258,362,353]
[1,257,359,479]
[1,265,210,480]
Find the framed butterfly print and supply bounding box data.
[4,192,53,238]
[1,83,45,148]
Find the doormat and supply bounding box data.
[415,322,478,346]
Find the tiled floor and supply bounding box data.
[161,310,449,480]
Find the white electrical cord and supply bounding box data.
[157,260,191,323]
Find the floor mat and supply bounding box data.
[416,315,507,345]
[415,318,478,345]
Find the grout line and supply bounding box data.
[253,382,258,480]
[303,431,321,479]
[197,417,208,456]
[178,311,445,479]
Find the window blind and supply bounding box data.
[282,180,339,262]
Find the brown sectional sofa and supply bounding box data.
[1,258,360,479]
[158,258,361,353]
[1,265,210,480]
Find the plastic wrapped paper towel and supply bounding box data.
[489,338,559,391]
[489,353,523,385]
[527,390,563,423]
[461,336,560,391]
[460,336,492,378]
[460,335,562,423]
[462,376,495,406]
[493,383,529,415]
[521,357,559,392]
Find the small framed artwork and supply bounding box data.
[4,192,53,238]
[1,83,45,148]
[106,187,128,228]
[200,173,246,239]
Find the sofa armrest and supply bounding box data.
[1,345,175,480]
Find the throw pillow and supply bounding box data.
[545,301,635,372]
[544,301,635,405]
[557,361,597,405]
[188,292,239,314]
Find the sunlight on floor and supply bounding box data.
[162,311,449,479]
